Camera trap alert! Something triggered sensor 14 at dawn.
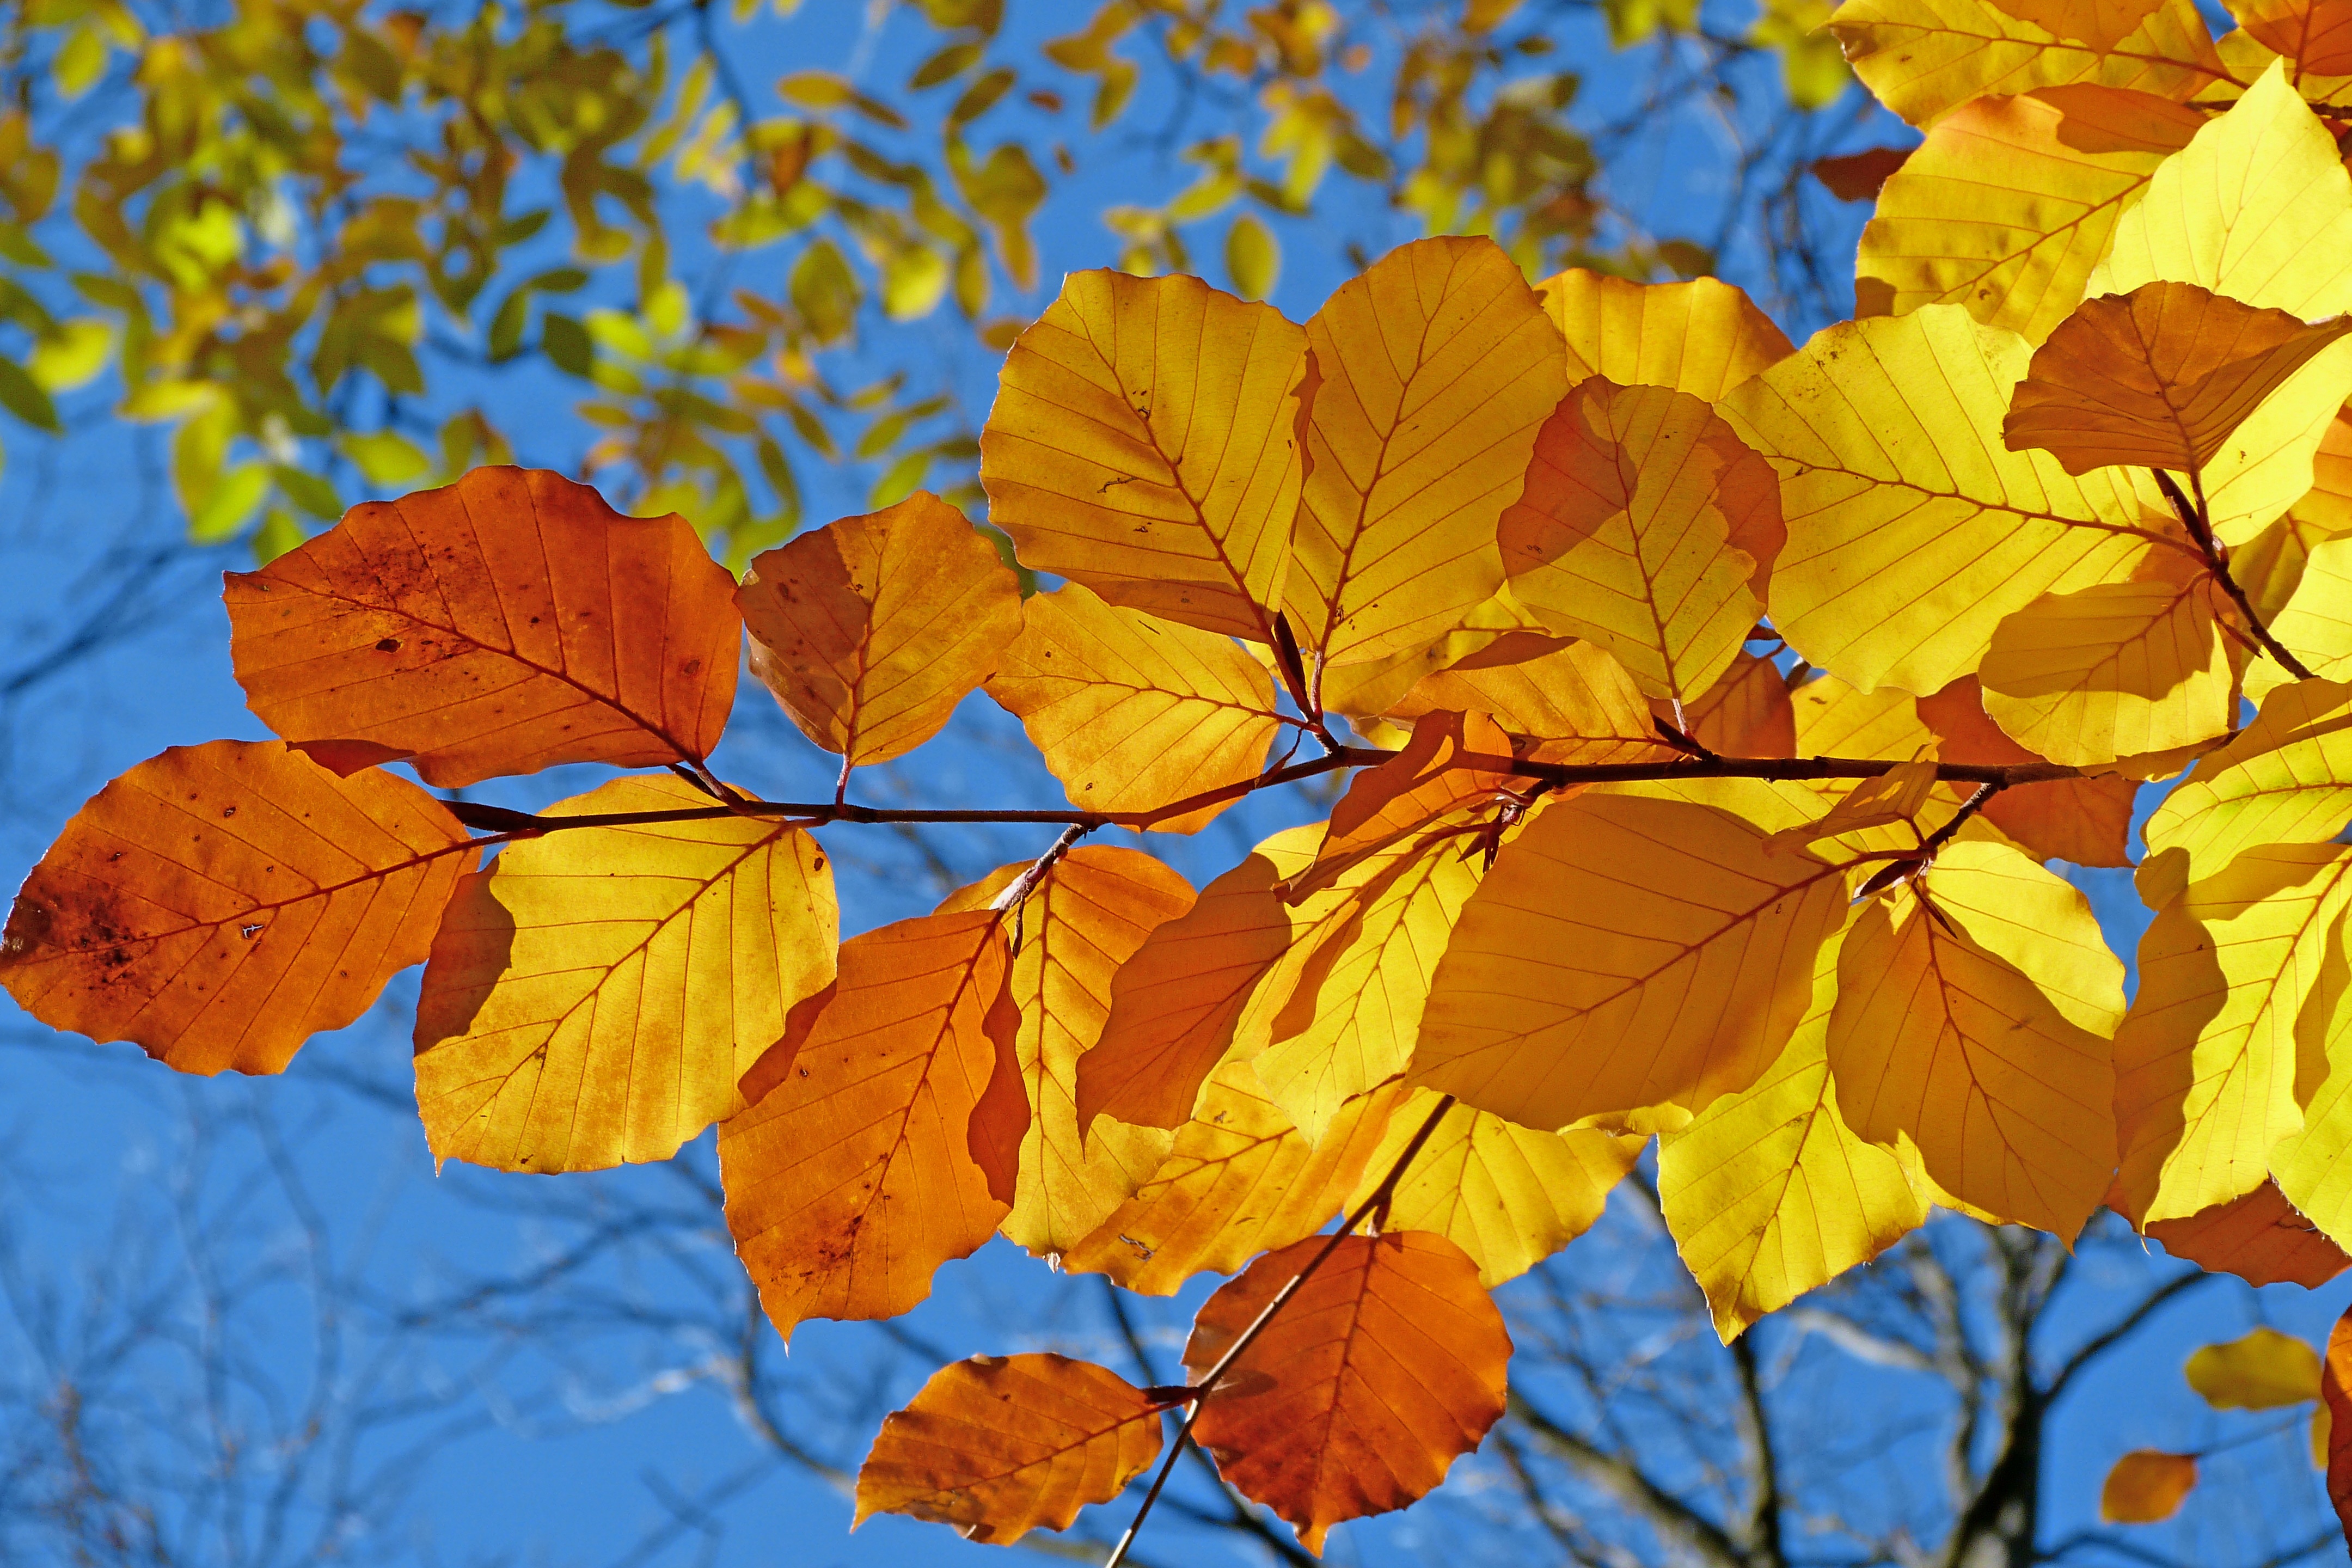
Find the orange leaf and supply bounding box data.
[1074,824,1320,1133]
[1294,710,1515,893]
[1184,1230,1510,1554]
[2099,1450,2197,1523]
[0,740,473,1076]
[2004,281,2352,476]
[224,468,739,788]
[1060,1065,1402,1294]
[720,910,1024,1339]
[935,847,1196,1257]
[2239,0,2352,75]
[1385,633,1671,767]
[1538,268,1795,404]
[411,774,837,1173]
[2140,1179,2352,1288]
[853,1353,1167,1545]
[738,491,1021,768]
[2324,1301,2352,1548]
[1918,676,2135,866]
[979,270,1306,643]
[1288,236,1568,666]
[1992,0,2164,51]
[1662,650,1797,757]
[1811,147,1912,203]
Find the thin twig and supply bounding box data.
[2153,467,2317,679]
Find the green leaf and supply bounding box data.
[1225,213,1278,301]
[53,27,106,100]
[341,429,432,486]
[791,238,860,344]
[0,356,60,432]
[487,286,530,363]
[542,313,595,377]
[28,320,110,391]
[910,42,983,90]
[188,463,272,543]
[869,448,932,509]
[271,464,342,521]
[250,508,306,565]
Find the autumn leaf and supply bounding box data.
[1769,748,1940,853]
[1536,268,1796,403]
[1346,1087,1641,1287]
[720,909,1024,1339]
[1414,783,1849,1134]
[1994,0,2166,53]
[411,774,837,1174]
[979,268,1305,642]
[2238,0,2352,74]
[1184,1230,1511,1554]
[1856,86,2203,344]
[2094,62,2352,326]
[0,740,473,1076]
[2186,1326,2322,1409]
[2143,678,2352,886]
[1059,1064,1401,1294]
[934,847,1194,1258]
[1824,0,2225,128]
[854,1354,1167,1545]
[1660,923,1928,1342]
[737,490,1022,769]
[1672,650,1798,757]
[1286,235,1568,666]
[2113,844,2352,1223]
[1918,675,2135,865]
[1498,378,1779,706]
[223,467,740,787]
[1829,840,2123,1239]
[2100,1451,2197,1523]
[985,584,1284,832]
[2324,1303,2352,1546]
[1294,709,1514,892]
[2139,1180,2351,1288]
[1720,303,2154,697]
[2260,534,2352,687]
[1382,634,1671,766]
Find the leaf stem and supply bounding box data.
[2152,467,2317,680]
[1101,1092,1459,1568]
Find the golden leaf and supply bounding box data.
[2262,533,2352,685]
[1184,1230,1510,1555]
[223,467,740,787]
[2144,678,2352,884]
[1537,268,1796,403]
[2139,1179,2351,1288]
[2100,1451,2198,1523]
[1992,0,2165,51]
[0,740,473,1076]
[2186,1326,2323,1408]
[1672,650,1799,757]
[935,847,1195,1258]
[413,774,837,1173]
[738,491,1022,768]
[1287,235,1568,666]
[720,910,1023,1339]
[853,1354,1166,1545]
[1384,633,1671,766]
[979,269,1305,641]
[1918,675,2136,865]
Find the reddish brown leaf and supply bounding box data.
[0,741,474,1076]
[1184,1230,1511,1554]
[2140,1179,2352,1288]
[224,467,740,787]
[1811,147,1913,203]
[2326,1303,2352,1550]
[1917,676,2135,866]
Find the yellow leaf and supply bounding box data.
[2114,844,2352,1222]
[2232,0,2352,75]
[1784,673,1966,856]
[1414,785,1850,1134]
[1720,304,2156,697]
[738,491,1022,767]
[1977,554,2235,766]
[1768,748,1941,852]
[720,910,1024,1340]
[2144,678,2352,884]
[2186,1325,2324,1407]
[412,775,837,1173]
[1499,379,1777,705]
[1346,1087,1641,1287]
[1856,86,2203,344]
[1293,710,1515,893]
[2297,400,2352,533]
[1658,924,1929,1342]
[2141,1179,2351,1287]
[854,1354,1166,1545]
[1825,0,2225,128]
[0,741,473,1077]
[935,848,1195,1258]
[2094,61,2352,326]
[1828,840,2123,1239]
[1287,236,1569,666]
[1536,268,1795,403]
[2258,904,2352,1246]
[1994,0,2164,51]
[2263,533,2352,684]
[1381,634,1671,770]
[985,584,1283,832]
[2100,1451,2198,1523]
[1919,677,2134,865]
[1074,824,1322,1132]
[1058,1064,1400,1293]
[979,270,1306,642]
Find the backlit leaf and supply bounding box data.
[720,910,1024,1339]
[853,1354,1166,1544]
[1720,304,2154,697]
[2186,1326,2323,1408]
[1675,650,1798,757]
[2100,1451,2198,1523]
[1537,269,1795,403]
[0,740,473,1076]
[1383,634,1670,766]
[1414,784,1849,1134]
[2144,678,2352,885]
[1499,379,1778,705]
[1918,675,2136,865]
[979,270,1305,642]
[2325,1304,2352,1541]
[223,467,740,787]
[1184,1230,1510,1554]
[2262,534,2352,685]
[1995,0,2165,52]
[985,585,1283,832]
[1287,236,1568,666]
[1828,840,2123,1239]
[934,847,1194,1258]
[1659,922,1928,1340]
[412,775,836,1174]
[2142,1180,2351,1288]
[738,491,1022,768]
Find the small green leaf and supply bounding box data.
[791,238,860,344]
[53,27,106,100]
[342,429,432,486]
[910,42,983,90]
[542,313,594,377]
[868,448,932,509]
[250,508,307,565]
[1224,213,1279,301]
[0,356,60,432]
[188,462,272,543]
[271,463,342,521]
